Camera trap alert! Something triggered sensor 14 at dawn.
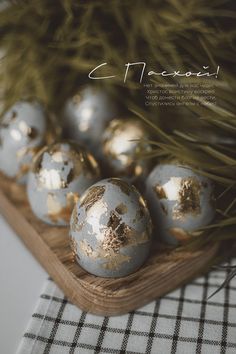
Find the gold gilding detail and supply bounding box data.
[37,168,68,189]
[79,240,131,271]
[37,166,74,190]
[153,184,167,199]
[72,150,100,179]
[169,228,190,242]
[33,143,100,189]
[101,118,151,179]
[47,191,79,223]
[132,196,147,222]
[79,239,95,257]
[134,165,143,177]
[102,210,150,254]
[115,203,128,215]
[67,191,80,209]
[71,206,78,231]
[47,193,62,214]
[139,195,146,207]
[174,177,201,220]
[80,185,105,212]
[51,151,64,163]
[102,119,149,173]
[78,207,151,271]
[102,211,127,253]
[101,252,131,271]
[108,178,131,195]
[85,152,100,178]
[70,236,78,261]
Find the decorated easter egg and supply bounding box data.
[27,141,101,226]
[101,117,152,182]
[70,178,153,277]
[145,163,215,245]
[0,101,46,183]
[62,86,118,157]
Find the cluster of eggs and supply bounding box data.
[62,86,152,182]
[0,87,216,278]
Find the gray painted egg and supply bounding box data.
[145,164,215,245]
[62,86,118,158]
[27,141,101,226]
[0,101,46,183]
[70,178,153,277]
[101,118,152,182]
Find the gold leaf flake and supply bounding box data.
[153,184,167,199]
[169,228,190,242]
[70,236,78,261]
[79,239,97,258]
[47,192,79,223]
[115,203,128,215]
[108,178,131,195]
[102,253,131,271]
[80,185,105,212]
[174,177,201,220]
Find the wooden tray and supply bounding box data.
[0,173,219,316]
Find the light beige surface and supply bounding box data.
[0,215,47,354]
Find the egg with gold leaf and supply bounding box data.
[101,117,152,182]
[145,164,215,245]
[0,101,46,183]
[62,86,118,158]
[27,141,101,226]
[70,178,153,277]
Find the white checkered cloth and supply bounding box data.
[17,261,236,354]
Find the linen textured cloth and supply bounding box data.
[17,263,236,354]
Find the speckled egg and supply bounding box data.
[101,118,152,182]
[70,178,153,277]
[27,141,101,226]
[0,101,46,183]
[145,164,215,245]
[62,86,118,157]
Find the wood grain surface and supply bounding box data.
[0,173,219,316]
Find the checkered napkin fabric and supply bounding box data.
[17,262,236,354]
